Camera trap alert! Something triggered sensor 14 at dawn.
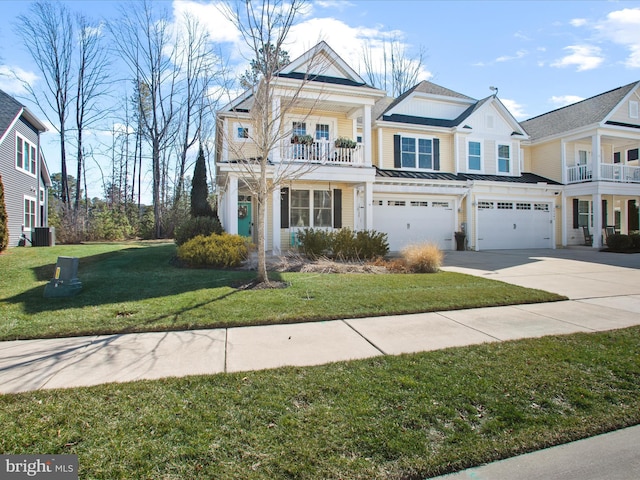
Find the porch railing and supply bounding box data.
[281,140,364,166]
[567,163,640,184]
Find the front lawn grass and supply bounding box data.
[0,242,564,341]
[1,326,639,479]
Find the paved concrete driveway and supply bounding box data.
[442,248,640,301]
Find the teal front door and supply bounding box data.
[238,202,252,237]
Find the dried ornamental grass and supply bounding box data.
[401,242,444,273]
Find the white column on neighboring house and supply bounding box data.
[364,181,374,229]
[592,133,601,181]
[592,192,602,248]
[561,193,568,246]
[363,105,372,166]
[271,96,281,163]
[272,187,281,254]
[226,176,239,235]
[453,133,459,174]
[466,183,473,249]
[561,140,567,185]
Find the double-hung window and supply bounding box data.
[315,124,329,141]
[290,189,332,228]
[468,141,481,171]
[16,134,37,175]
[291,190,310,227]
[24,196,36,230]
[401,137,433,169]
[498,144,511,173]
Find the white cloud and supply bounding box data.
[0,65,38,96]
[570,18,588,27]
[496,50,527,63]
[287,17,432,83]
[500,98,528,120]
[551,45,604,71]
[550,95,584,107]
[596,8,640,68]
[173,0,240,44]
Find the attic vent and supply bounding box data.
[486,115,495,129]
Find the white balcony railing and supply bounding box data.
[281,140,364,166]
[567,163,640,184]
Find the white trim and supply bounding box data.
[23,195,37,231]
[15,132,37,178]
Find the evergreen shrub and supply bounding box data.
[606,233,632,252]
[297,228,389,260]
[177,233,250,268]
[174,216,223,246]
[0,175,8,252]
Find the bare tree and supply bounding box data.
[15,0,73,205]
[361,35,426,97]
[110,0,181,238]
[73,13,111,212]
[220,0,330,284]
[172,13,223,208]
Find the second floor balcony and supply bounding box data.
[280,139,365,166]
[567,163,640,184]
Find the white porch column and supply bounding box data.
[364,181,374,229]
[226,176,239,235]
[561,193,568,246]
[272,187,281,254]
[561,140,567,185]
[363,105,372,167]
[592,133,601,181]
[270,96,281,163]
[592,192,602,248]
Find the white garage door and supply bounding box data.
[477,201,553,250]
[373,196,455,251]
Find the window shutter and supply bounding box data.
[573,199,579,229]
[394,135,401,168]
[602,199,608,226]
[333,189,342,228]
[433,138,440,171]
[281,188,289,228]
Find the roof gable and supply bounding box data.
[0,89,24,144]
[521,81,640,141]
[277,41,368,87]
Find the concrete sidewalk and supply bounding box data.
[1,296,639,393]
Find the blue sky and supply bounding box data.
[2,0,640,200]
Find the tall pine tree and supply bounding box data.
[190,146,214,218]
[0,175,9,252]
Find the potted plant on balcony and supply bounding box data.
[334,137,357,149]
[291,134,314,145]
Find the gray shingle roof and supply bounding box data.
[0,89,24,141]
[520,81,639,141]
[378,80,476,120]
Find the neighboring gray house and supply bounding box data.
[0,89,50,247]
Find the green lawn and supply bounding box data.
[1,327,638,479]
[0,242,563,341]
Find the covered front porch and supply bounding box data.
[563,183,640,248]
